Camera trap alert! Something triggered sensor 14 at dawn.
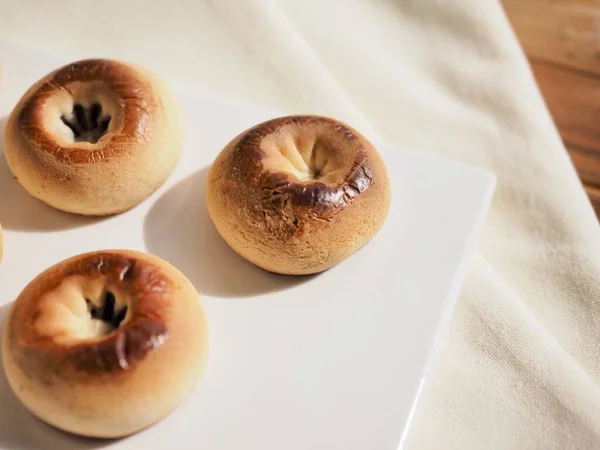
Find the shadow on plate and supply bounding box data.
[143,167,313,298]
[0,304,109,450]
[0,116,105,231]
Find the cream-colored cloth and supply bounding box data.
[1,0,600,448]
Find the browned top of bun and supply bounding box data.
[5,252,173,383]
[15,59,161,164]
[222,115,377,238]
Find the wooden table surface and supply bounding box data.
[502,0,600,216]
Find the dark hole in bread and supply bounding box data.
[86,290,128,333]
[60,103,111,144]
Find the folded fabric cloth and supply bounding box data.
[1,0,599,448]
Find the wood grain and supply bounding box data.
[502,0,600,216]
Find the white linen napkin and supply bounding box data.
[1,0,599,448]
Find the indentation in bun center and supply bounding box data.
[86,290,128,335]
[35,274,131,342]
[8,253,175,375]
[230,116,374,215]
[259,121,353,185]
[261,133,329,181]
[50,81,122,146]
[60,102,111,144]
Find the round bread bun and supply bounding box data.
[3,59,185,216]
[206,115,391,275]
[1,250,208,438]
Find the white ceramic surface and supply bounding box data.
[0,42,495,450]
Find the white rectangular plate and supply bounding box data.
[0,41,495,450]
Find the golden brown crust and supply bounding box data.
[206,115,391,275]
[2,250,208,438]
[17,59,158,164]
[4,59,184,216]
[233,116,374,217]
[7,253,172,382]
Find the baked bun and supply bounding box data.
[3,59,184,216]
[206,115,391,275]
[2,250,208,438]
